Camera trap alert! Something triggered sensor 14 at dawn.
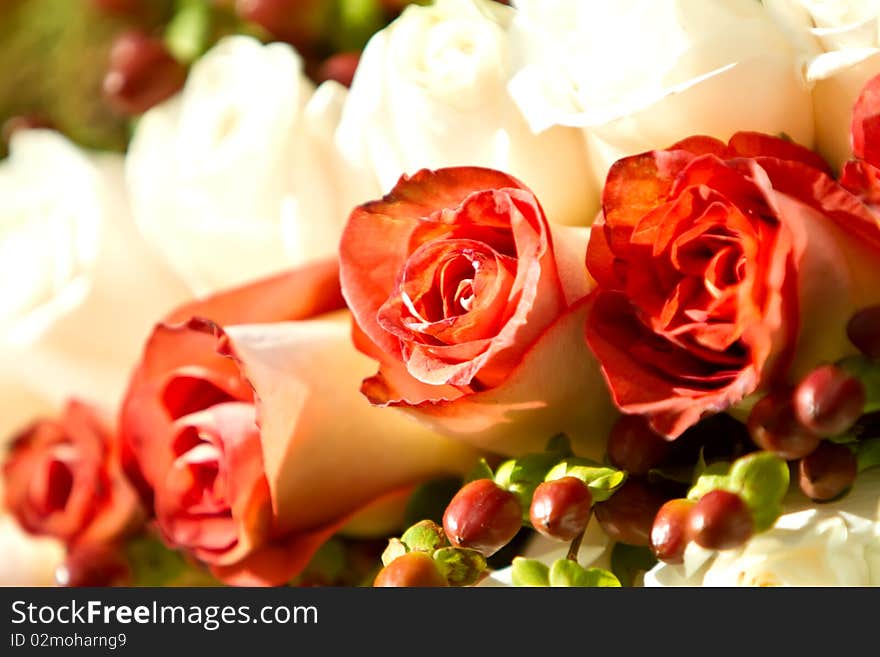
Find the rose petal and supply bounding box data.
[219,312,479,533]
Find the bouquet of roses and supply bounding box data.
[2,0,879,588]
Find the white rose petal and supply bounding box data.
[127,36,374,296]
[0,130,189,440]
[511,0,815,188]
[0,514,63,586]
[766,0,880,170]
[337,0,598,227]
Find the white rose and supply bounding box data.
[510,0,815,189]
[0,130,189,440]
[336,0,597,227]
[765,0,880,170]
[645,467,880,587]
[0,515,63,586]
[127,35,374,296]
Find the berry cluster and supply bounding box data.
[746,305,880,502]
[377,305,880,584]
[374,438,624,587]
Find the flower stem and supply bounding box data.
[566,530,585,561]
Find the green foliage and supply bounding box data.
[610,543,657,587]
[510,557,549,587]
[548,559,621,588]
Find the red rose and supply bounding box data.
[121,259,478,585]
[586,132,880,437]
[3,399,143,547]
[842,72,880,247]
[340,167,616,457]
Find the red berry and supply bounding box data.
[442,479,522,557]
[794,365,866,437]
[56,545,131,587]
[594,478,667,547]
[316,52,361,88]
[103,30,187,116]
[688,490,753,551]
[373,552,447,587]
[650,498,695,564]
[529,477,593,542]
[847,305,880,360]
[747,390,821,460]
[235,0,326,52]
[607,414,671,475]
[798,441,858,501]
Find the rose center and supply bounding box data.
[39,457,75,515]
[171,427,227,511]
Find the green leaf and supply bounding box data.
[432,547,487,587]
[729,452,790,505]
[381,538,407,567]
[857,438,880,472]
[126,534,220,587]
[545,458,626,502]
[544,434,573,455]
[300,538,347,583]
[331,0,385,52]
[839,355,880,414]
[548,559,621,587]
[403,476,462,526]
[493,459,516,490]
[164,0,211,64]
[495,451,565,517]
[465,458,495,483]
[728,452,789,532]
[401,520,447,553]
[610,543,657,587]
[751,502,783,535]
[687,474,729,501]
[510,557,550,587]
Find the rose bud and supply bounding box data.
[650,498,695,564]
[373,552,448,587]
[798,441,858,501]
[689,490,753,551]
[594,478,667,547]
[103,30,187,116]
[529,477,592,542]
[607,414,671,475]
[2,400,143,548]
[442,479,522,557]
[847,305,880,360]
[316,51,361,89]
[794,364,866,437]
[747,390,821,460]
[55,544,131,587]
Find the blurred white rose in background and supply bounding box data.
[127,35,374,296]
[337,0,597,227]
[510,0,815,189]
[646,467,880,587]
[0,130,189,441]
[765,0,880,171]
[0,478,63,586]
